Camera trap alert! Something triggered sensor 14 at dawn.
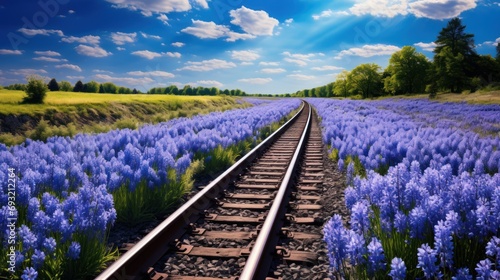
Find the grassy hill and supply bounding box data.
[0,90,246,145]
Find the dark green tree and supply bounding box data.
[83,81,99,93]
[47,78,59,91]
[496,43,500,61]
[73,80,84,92]
[433,17,478,92]
[434,46,468,93]
[434,18,476,57]
[23,75,48,104]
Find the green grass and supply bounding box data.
[376,90,500,104]
[0,90,247,145]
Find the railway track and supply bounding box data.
[97,101,331,280]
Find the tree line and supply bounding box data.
[292,18,500,98]
[148,85,247,96]
[5,79,248,97]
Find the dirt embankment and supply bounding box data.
[0,99,241,145]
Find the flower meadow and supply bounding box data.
[307,98,500,279]
[0,99,301,279]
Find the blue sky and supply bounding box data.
[0,0,499,94]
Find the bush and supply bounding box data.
[426,83,438,99]
[23,75,48,104]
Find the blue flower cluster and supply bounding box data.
[312,98,500,278]
[0,99,300,278]
[308,98,500,175]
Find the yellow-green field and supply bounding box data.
[0,89,229,114]
[0,90,246,145]
[378,90,500,104]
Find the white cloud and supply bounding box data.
[172,42,185,47]
[409,0,477,19]
[75,45,112,57]
[131,50,181,59]
[181,20,230,39]
[181,10,276,42]
[55,64,82,72]
[166,52,182,58]
[349,0,409,17]
[68,10,75,14]
[335,44,401,59]
[287,74,315,80]
[127,71,174,78]
[93,69,114,74]
[231,50,260,61]
[33,56,68,62]
[131,50,163,59]
[117,47,126,51]
[34,50,61,56]
[311,65,344,71]
[67,75,85,80]
[414,42,437,51]
[333,0,477,19]
[10,68,48,76]
[261,68,286,74]
[179,59,237,71]
[0,49,23,55]
[229,6,279,36]
[95,74,154,86]
[478,37,500,47]
[62,35,100,45]
[283,51,317,60]
[284,58,308,66]
[225,31,256,42]
[105,0,192,16]
[196,80,223,87]
[140,32,162,40]
[238,78,273,84]
[312,9,349,20]
[18,28,64,37]
[193,0,209,9]
[260,61,280,66]
[284,18,294,26]
[111,32,137,45]
[282,52,321,66]
[157,14,169,24]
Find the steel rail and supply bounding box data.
[239,102,312,280]
[95,102,305,280]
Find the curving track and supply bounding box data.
[97,101,331,280]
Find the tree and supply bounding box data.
[334,70,351,97]
[496,43,500,61]
[434,46,468,93]
[101,82,117,93]
[59,80,72,92]
[434,18,476,57]
[434,17,478,92]
[384,46,431,94]
[23,75,48,104]
[47,78,59,91]
[348,64,382,98]
[83,81,99,93]
[73,80,84,92]
[475,55,500,84]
